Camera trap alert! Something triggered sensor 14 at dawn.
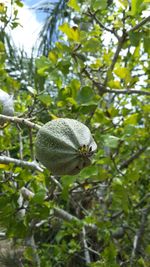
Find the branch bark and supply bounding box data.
[0,156,43,172]
[82,227,91,264]
[92,80,150,96]
[108,34,126,73]
[0,114,41,130]
[128,16,150,33]
[103,88,150,96]
[53,207,97,232]
[83,69,150,96]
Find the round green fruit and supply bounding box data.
[35,118,97,175]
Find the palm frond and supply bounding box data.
[32,0,69,56]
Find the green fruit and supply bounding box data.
[35,118,97,175]
[0,89,14,125]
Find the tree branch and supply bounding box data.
[83,69,150,96]
[109,35,126,72]
[130,207,150,266]
[0,232,6,238]
[87,9,119,40]
[82,227,91,264]
[0,114,41,130]
[53,207,80,223]
[103,88,150,96]
[128,16,150,33]
[50,175,62,190]
[18,188,96,232]
[107,16,150,74]
[0,156,43,172]
[53,207,97,232]
[120,146,147,170]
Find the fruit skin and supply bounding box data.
[0,89,14,116]
[0,89,14,125]
[35,118,97,175]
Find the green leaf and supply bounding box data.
[124,124,137,136]
[48,51,58,64]
[69,79,81,98]
[103,135,120,148]
[90,59,103,70]
[144,35,150,54]
[79,165,99,179]
[15,0,24,7]
[126,168,140,182]
[118,0,129,8]
[77,86,95,104]
[66,97,77,106]
[124,113,138,125]
[67,0,80,11]
[129,32,142,46]
[102,243,119,266]
[57,60,70,75]
[31,189,46,204]
[61,175,78,200]
[59,23,80,42]
[131,0,144,15]
[35,56,50,69]
[108,80,121,89]
[35,56,51,76]
[82,38,100,52]
[114,67,131,83]
[38,94,51,106]
[92,0,107,10]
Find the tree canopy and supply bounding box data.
[0,0,150,266]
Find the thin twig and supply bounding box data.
[50,175,62,190]
[53,207,97,231]
[83,69,150,96]
[35,220,48,228]
[103,88,150,96]
[128,16,150,33]
[104,34,126,85]
[82,227,91,264]
[130,207,150,266]
[29,128,34,160]
[18,188,95,233]
[109,35,126,72]
[53,207,81,223]
[0,114,41,130]
[87,9,120,40]
[18,131,23,160]
[120,146,147,170]
[0,156,43,172]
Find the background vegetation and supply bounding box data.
[0,0,150,266]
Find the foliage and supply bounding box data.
[33,0,68,56]
[0,0,150,266]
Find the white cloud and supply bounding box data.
[10,4,42,54]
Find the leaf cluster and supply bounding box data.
[0,0,150,266]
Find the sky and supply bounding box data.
[10,0,44,54]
